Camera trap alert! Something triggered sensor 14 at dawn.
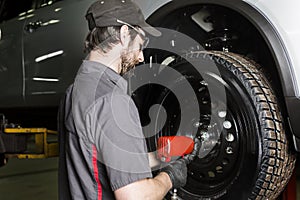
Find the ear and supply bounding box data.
[120,25,130,47]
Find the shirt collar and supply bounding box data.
[81,60,128,93]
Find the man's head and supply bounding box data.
[84,0,161,75]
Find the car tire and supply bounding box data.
[155,51,296,199]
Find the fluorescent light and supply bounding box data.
[41,19,60,26]
[33,77,59,82]
[35,50,64,63]
[18,10,35,20]
[49,19,60,24]
[26,14,35,19]
[55,8,62,12]
[19,12,26,17]
[18,17,26,21]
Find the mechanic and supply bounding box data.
[58,0,191,199]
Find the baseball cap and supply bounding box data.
[85,0,161,37]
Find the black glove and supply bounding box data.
[183,138,201,164]
[160,158,187,188]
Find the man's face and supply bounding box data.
[120,34,145,76]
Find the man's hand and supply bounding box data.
[160,158,187,188]
[159,137,201,188]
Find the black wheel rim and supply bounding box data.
[131,55,260,199]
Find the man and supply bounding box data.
[58,0,190,199]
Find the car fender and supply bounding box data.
[244,0,300,97]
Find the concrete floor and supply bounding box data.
[0,158,299,200]
[0,158,58,200]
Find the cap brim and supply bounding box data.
[139,21,161,37]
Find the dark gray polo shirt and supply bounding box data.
[58,60,152,200]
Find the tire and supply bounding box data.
[180,51,296,199]
[133,50,296,199]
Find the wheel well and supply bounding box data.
[145,1,296,146]
[147,3,281,93]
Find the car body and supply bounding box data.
[0,0,299,199]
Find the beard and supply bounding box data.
[120,50,140,76]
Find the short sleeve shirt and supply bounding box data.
[58,60,152,200]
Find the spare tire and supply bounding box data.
[131,50,296,199]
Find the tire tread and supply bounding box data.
[185,50,296,200]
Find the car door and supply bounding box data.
[0,0,35,107]
[23,0,92,107]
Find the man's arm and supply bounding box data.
[114,172,172,200]
[114,157,188,200]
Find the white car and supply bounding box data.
[0,0,299,199]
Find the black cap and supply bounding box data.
[85,0,161,37]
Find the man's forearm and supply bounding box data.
[114,172,172,200]
[151,172,173,198]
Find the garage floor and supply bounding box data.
[0,158,299,200]
[0,158,58,200]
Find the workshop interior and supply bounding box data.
[1,0,300,199]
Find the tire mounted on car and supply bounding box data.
[133,50,296,199]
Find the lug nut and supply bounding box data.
[225,133,234,142]
[218,111,227,118]
[226,147,233,154]
[223,120,232,129]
